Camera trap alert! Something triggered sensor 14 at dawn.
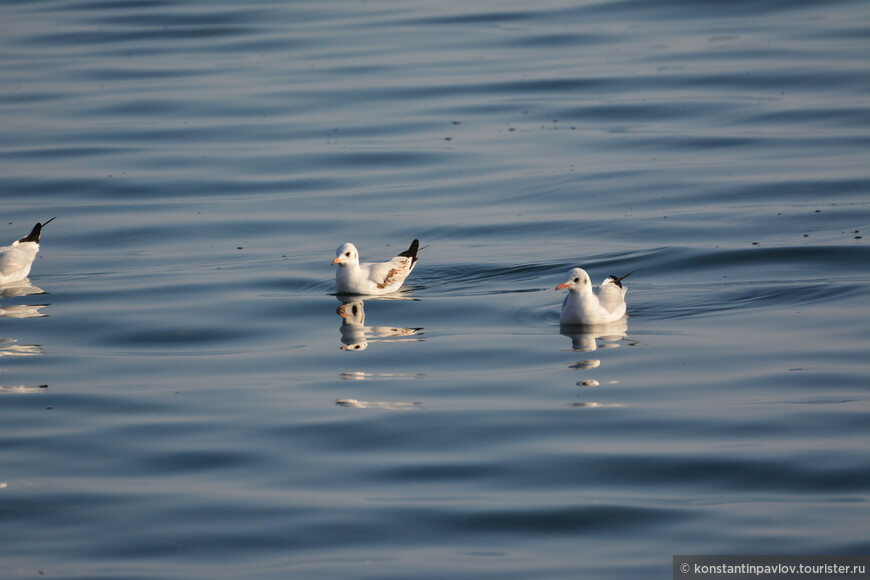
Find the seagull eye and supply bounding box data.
[573,277,580,282]
[345,252,351,257]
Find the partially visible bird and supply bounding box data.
[332,239,419,295]
[555,267,639,325]
[0,218,55,286]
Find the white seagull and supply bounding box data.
[332,239,420,295]
[0,218,55,286]
[555,267,639,325]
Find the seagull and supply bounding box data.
[0,218,55,286]
[332,239,420,295]
[555,267,639,325]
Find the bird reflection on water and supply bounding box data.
[336,300,423,351]
[559,317,635,352]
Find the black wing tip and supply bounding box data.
[397,239,420,261]
[608,267,643,287]
[17,217,56,244]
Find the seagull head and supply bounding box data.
[332,243,359,266]
[341,342,368,351]
[555,267,592,293]
[337,301,365,325]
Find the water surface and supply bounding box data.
[1,1,868,578]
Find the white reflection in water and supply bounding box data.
[1,279,49,318]
[0,338,43,357]
[0,278,48,298]
[0,280,48,386]
[0,384,48,393]
[560,318,634,352]
[340,372,425,381]
[560,319,639,407]
[336,300,423,351]
[567,402,626,409]
[0,279,46,298]
[335,399,422,410]
[0,304,48,318]
[0,339,44,390]
[569,359,601,370]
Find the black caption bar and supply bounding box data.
[674,555,869,580]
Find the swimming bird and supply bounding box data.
[555,267,639,325]
[0,218,56,286]
[332,239,419,295]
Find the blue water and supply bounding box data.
[1,1,868,578]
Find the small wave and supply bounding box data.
[264,275,333,295]
[639,280,865,321]
[417,248,648,297]
[447,503,682,535]
[654,245,870,276]
[414,263,554,296]
[511,304,561,329]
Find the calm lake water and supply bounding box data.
[1,1,868,578]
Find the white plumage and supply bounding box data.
[0,218,55,286]
[332,239,419,295]
[555,267,637,325]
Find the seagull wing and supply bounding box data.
[597,282,625,314]
[0,245,37,282]
[365,255,414,291]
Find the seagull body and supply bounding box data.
[0,218,55,286]
[332,239,419,295]
[556,267,637,325]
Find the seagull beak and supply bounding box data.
[337,304,349,317]
[555,282,571,290]
[331,257,342,265]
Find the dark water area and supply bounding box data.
[1,1,868,578]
